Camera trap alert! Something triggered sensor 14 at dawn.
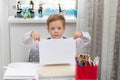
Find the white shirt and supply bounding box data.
[23,32,91,53]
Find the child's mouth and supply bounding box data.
[54,35,59,36]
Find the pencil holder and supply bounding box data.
[75,65,98,80]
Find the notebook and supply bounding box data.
[3,63,39,80]
[39,38,76,65]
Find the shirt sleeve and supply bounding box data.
[76,32,91,49]
[23,31,39,50]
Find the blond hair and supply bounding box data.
[47,14,65,28]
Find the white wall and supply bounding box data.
[0,0,3,79]
[2,0,10,66]
[8,0,16,16]
[0,0,10,79]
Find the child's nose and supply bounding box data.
[54,29,58,33]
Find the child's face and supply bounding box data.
[48,20,65,39]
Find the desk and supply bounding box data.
[3,62,75,80]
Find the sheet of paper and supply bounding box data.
[3,67,38,80]
[3,63,39,79]
[4,67,36,77]
[39,38,76,65]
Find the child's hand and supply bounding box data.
[73,32,83,39]
[31,32,40,41]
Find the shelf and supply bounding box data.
[8,15,77,23]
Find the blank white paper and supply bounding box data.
[3,63,40,80]
[39,38,76,65]
[4,68,36,77]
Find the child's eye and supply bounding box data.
[58,27,61,30]
[51,28,55,30]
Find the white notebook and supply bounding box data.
[39,38,76,65]
[3,63,39,80]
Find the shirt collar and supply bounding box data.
[49,36,64,39]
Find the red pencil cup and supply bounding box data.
[75,65,98,80]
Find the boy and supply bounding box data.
[24,14,91,62]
